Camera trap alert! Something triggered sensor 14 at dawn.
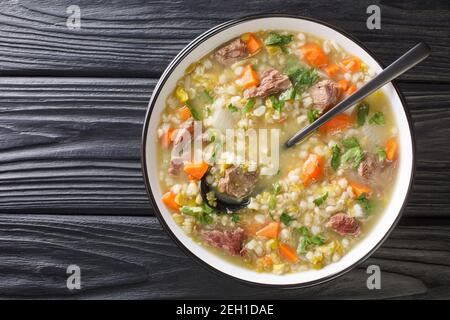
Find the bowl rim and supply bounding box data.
[141,14,416,288]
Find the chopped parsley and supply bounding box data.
[313,192,329,206]
[331,144,341,171]
[268,95,284,113]
[356,103,370,126]
[242,98,255,113]
[356,193,372,214]
[185,100,202,120]
[297,226,325,254]
[180,203,215,224]
[280,212,294,226]
[264,33,293,52]
[231,214,240,223]
[227,103,238,113]
[307,109,320,124]
[369,111,385,125]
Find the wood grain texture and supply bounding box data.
[1,214,449,299]
[0,0,448,81]
[0,78,449,216]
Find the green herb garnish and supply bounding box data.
[331,145,341,171]
[313,192,329,206]
[356,103,370,126]
[227,103,238,113]
[279,87,296,101]
[342,146,365,169]
[268,95,284,113]
[307,109,320,124]
[369,111,385,125]
[185,100,202,120]
[242,98,255,113]
[231,214,240,223]
[264,33,293,51]
[286,67,319,94]
[180,204,215,224]
[342,137,360,148]
[201,89,214,104]
[272,182,282,194]
[375,146,387,161]
[297,227,325,254]
[268,195,277,210]
[356,193,372,214]
[280,212,294,226]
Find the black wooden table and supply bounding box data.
[0,0,449,299]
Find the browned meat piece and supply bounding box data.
[214,39,248,65]
[200,228,246,256]
[326,213,360,236]
[244,68,291,99]
[217,166,258,199]
[168,157,184,176]
[358,153,381,179]
[309,79,340,113]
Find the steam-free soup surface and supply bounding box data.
[156,30,399,274]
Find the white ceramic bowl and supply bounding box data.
[142,15,415,287]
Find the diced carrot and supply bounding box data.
[340,56,361,73]
[162,191,179,211]
[337,79,350,92]
[161,127,174,148]
[324,64,340,77]
[178,105,191,121]
[262,255,273,268]
[302,153,324,186]
[256,221,280,238]
[300,43,329,67]
[349,181,371,198]
[385,137,398,161]
[319,114,353,134]
[278,243,299,263]
[240,64,259,88]
[183,161,209,180]
[243,33,262,54]
[346,85,357,95]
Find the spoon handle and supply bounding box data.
[285,42,430,148]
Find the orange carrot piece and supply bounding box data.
[302,153,324,186]
[340,56,361,73]
[162,191,179,211]
[349,181,371,198]
[256,221,280,238]
[324,63,340,77]
[300,43,329,67]
[319,114,353,134]
[278,243,299,263]
[240,64,259,88]
[178,105,191,121]
[346,85,357,95]
[161,127,174,148]
[244,33,262,54]
[385,137,398,161]
[337,79,350,92]
[183,161,209,180]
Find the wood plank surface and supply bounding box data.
[0,0,449,300]
[0,0,448,81]
[0,78,448,216]
[1,214,449,299]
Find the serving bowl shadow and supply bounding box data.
[141,14,415,287]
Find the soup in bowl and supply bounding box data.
[142,16,414,286]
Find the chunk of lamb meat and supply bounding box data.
[214,39,248,65]
[309,79,340,113]
[326,213,360,236]
[168,157,183,176]
[218,166,258,199]
[200,228,245,256]
[244,68,292,99]
[358,153,383,180]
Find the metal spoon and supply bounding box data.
[201,42,430,212]
[285,42,430,148]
